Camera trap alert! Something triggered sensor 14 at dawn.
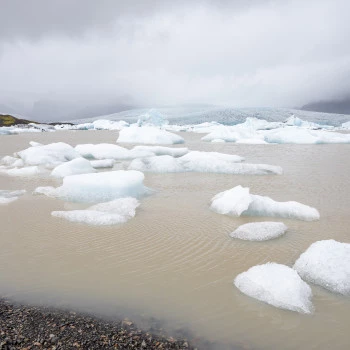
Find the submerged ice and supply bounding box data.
[0,190,26,205]
[52,197,139,226]
[234,263,313,313]
[211,185,319,221]
[230,222,287,241]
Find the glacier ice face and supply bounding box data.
[211,186,320,221]
[52,197,139,226]
[51,158,97,178]
[131,146,188,157]
[230,222,287,241]
[234,263,313,313]
[16,142,80,168]
[75,143,153,160]
[117,125,184,145]
[136,109,169,127]
[293,240,350,296]
[34,170,148,203]
[0,190,26,205]
[129,152,282,175]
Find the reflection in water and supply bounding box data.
[0,131,350,349]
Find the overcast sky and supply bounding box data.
[0,0,349,119]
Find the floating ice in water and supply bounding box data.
[234,263,313,313]
[342,121,350,129]
[16,142,80,168]
[293,240,350,296]
[90,159,115,168]
[137,109,169,127]
[129,152,282,175]
[0,190,26,205]
[52,197,139,226]
[35,170,149,203]
[230,222,287,241]
[131,146,188,157]
[51,158,97,178]
[0,190,26,204]
[117,125,184,145]
[75,143,153,160]
[91,119,129,130]
[0,156,24,167]
[29,141,43,147]
[0,166,44,177]
[211,185,319,221]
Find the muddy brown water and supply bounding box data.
[0,130,350,349]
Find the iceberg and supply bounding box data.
[211,185,320,221]
[52,197,139,226]
[341,121,350,129]
[0,156,24,167]
[90,159,115,168]
[293,240,350,296]
[129,151,281,175]
[75,143,154,160]
[131,146,188,157]
[0,190,26,205]
[230,222,287,241]
[117,125,184,145]
[34,170,149,203]
[0,166,44,177]
[136,109,169,127]
[16,142,80,167]
[234,263,313,313]
[51,158,97,178]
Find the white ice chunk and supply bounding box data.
[230,222,287,241]
[0,166,44,177]
[234,263,313,313]
[136,109,169,127]
[29,141,43,147]
[92,119,129,130]
[52,197,139,226]
[130,155,184,173]
[211,186,319,221]
[51,158,97,178]
[117,125,184,145]
[342,121,350,129]
[75,143,153,160]
[90,159,115,168]
[129,152,281,175]
[131,146,188,157]
[0,190,26,205]
[16,142,80,167]
[35,170,148,203]
[0,156,24,167]
[293,240,350,296]
[211,186,252,216]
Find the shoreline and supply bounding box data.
[0,298,196,349]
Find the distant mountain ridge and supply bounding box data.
[302,97,350,114]
[0,114,36,126]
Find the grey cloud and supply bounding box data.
[0,0,349,121]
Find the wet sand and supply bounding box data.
[1,130,350,349]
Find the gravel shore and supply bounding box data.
[0,298,196,350]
